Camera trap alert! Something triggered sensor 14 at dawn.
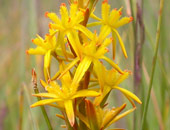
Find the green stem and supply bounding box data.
[32,69,53,130]
[141,0,164,129]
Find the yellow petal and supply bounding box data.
[113,86,142,104]
[46,12,61,24]
[115,17,133,28]
[85,100,99,130]
[60,4,69,26]
[64,100,75,126]
[57,57,80,80]
[115,71,130,85]
[112,29,127,58]
[87,22,102,27]
[72,57,92,85]
[101,1,110,21]
[75,24,94,40]
[72,90,100,99]
[111,31,117,60]
[98,25,111,43]
[30,99,61,108]
[94,86,111,106]
[66,31,82,59]
[102,104,126,129]
[108,107,136,125]
[32,93,59,98]
[101,56,124,74]
[76,111,90,128]
[27,47,46,55]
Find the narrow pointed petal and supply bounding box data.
[30,99,61,108]
[57,57,80,80]
[64,100,75,127]
[72,90,100,99]
[46,12,61,24]
[72,57,92,85]
[94,86,111,106]
[102,104,126,129]
[101,56,124,74]
[87,22,102,27]
[76,111,90,128]
[115,71,130,85]
[98,25,111,43]
[85,100,99,130]
[112,29,127,58]
[113,86,142,104]
[108,107,136,125]
[27,47,46,55]
[75,24,94,40]
[32,93,59,98]
[101,1,110,21]
[111,31,117,59]
[93,60,105,91]
[44,51,51,81]
[115,17,133,28]
[67,31,82,59]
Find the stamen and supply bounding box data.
[26,50,29,55]
[68,17,71,22]
[31,39,34,43]
[119,11,122,15]
[114,8,117,10]
[45,11,49,18]
[129,17,133,23]
[49,23,52,29]
[74,1,78,4]
[60,3,66,7]
[102,0,108,4]
[105,48,109,52]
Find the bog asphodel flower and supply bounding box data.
[89,0,133,59]
[28,0,141,129]
[45,2,93,59]
[31,62,100,126]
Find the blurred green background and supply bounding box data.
[0,0,169,130]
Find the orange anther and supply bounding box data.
[49,23,52,29]
[129,16,133,23]
[102,0,108,4]
[68,17,71,22]
[45,11,49,18]
[31,39,34,43]
[26,50,29,55]
[114,8,117,10]
[74,1,78,4]
[119,11,122,15]
[105,48,109,52]
[61,3,66,7]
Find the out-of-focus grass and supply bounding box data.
[0,0,169,130]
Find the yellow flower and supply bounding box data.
[57,32,124,87]
[89,0,133,59]
[30,62,100,126]
[45,2,93,59]
[93,61,142,106]
[77,100,136,130]
[27,29,57,81]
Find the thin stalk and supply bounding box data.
[19,88,24,130]
[133,0,145,129]
[32,69,53,130]
[141,0,164,129]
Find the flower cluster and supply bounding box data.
[27,0,141,129]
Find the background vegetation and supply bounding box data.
[0,0,169,129]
